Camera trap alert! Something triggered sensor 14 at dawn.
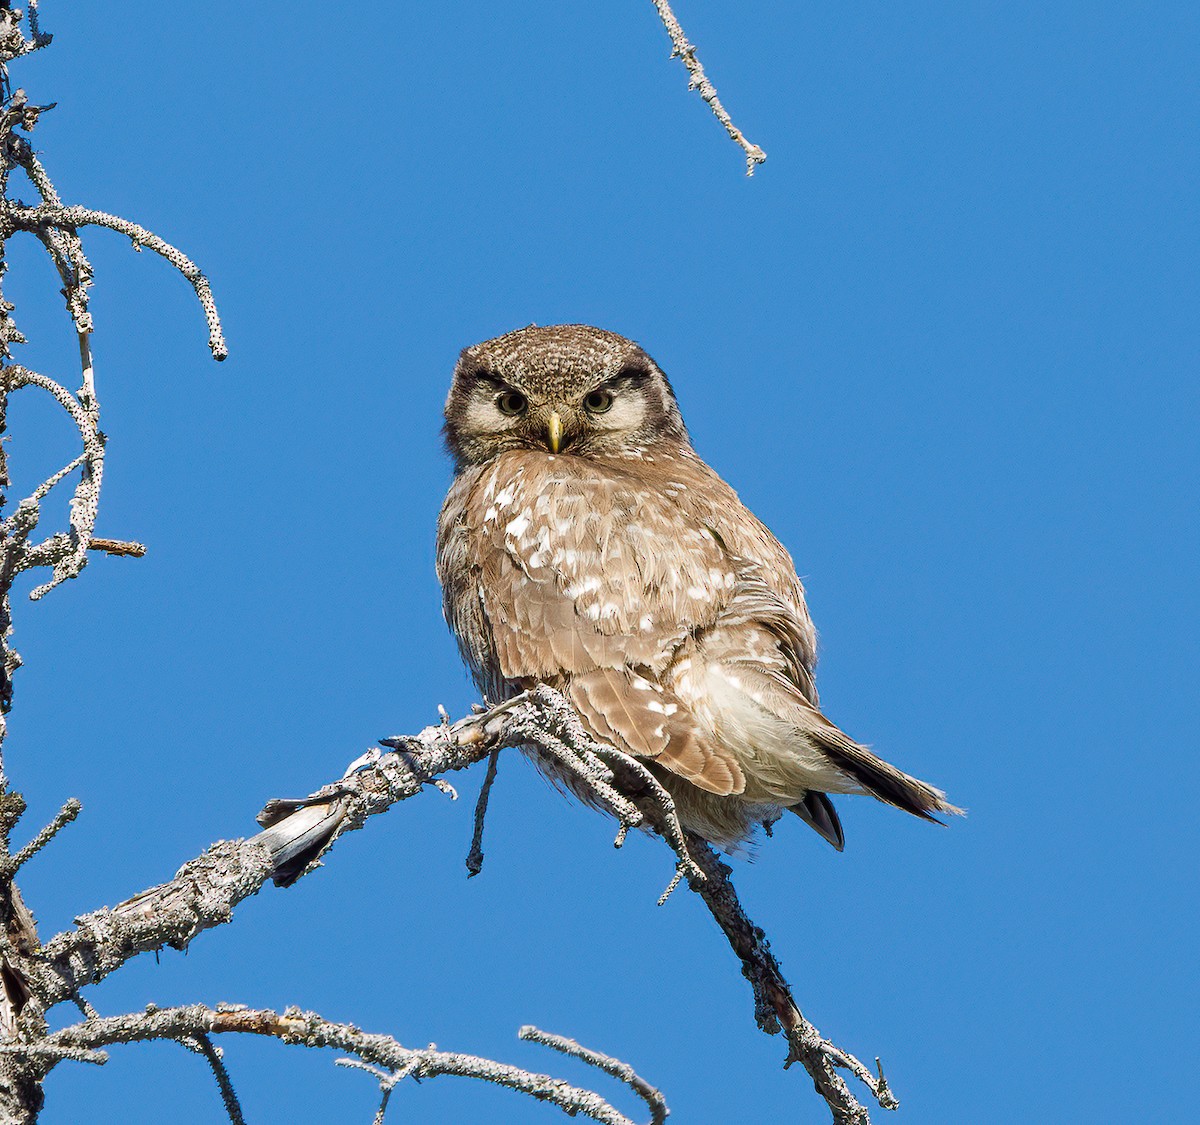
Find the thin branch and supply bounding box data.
[336,1057,406,1125]
[40,1005,661,1125]
[68,994,98,1022]
[0,365,106,600]
[2,797,79,876]
[188,1033,247,1125]
[682,836,898,1122]
[520,1026,668,1125]
[650,0,767,174]
[5,204,227,360]
[9,140,94,337]
[26,453,84,504]
[465,747,499,877]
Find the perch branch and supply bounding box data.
[22,688,694,1009]
[649,0,766,174]
[12,686,892,1122]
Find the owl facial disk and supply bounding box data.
[444,326,691,468]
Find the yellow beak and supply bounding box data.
[546,411,563,454]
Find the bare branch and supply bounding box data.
[0,364,104,599]
[520,1026,668,1125]
[12,685,894,1122]
[649,0,767,174]
[2,797,79,876]
[187,1033,247,1125]
[336,1057,409,1124]
[8,139,94,339]
[681,836,899,1121]
[40,1005,661,1125]
[5,204,227,360]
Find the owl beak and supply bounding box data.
[546,411,563,454]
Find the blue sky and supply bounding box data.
[7,2,1197,1121]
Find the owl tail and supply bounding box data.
[810,720,963,823]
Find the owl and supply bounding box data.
[436,324,958,848]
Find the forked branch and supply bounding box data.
[33,1006,664,1125]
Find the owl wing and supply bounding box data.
[665,452,820,700]
[446,452,749,794]
[671,456,960,821]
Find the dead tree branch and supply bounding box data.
[34,1005,661,1125]
[5,204,227,361]
[9,685,893,1122]
[650,0,767,174]
[20,688,692,1010]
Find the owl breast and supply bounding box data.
[436,450,739,694]
[436,447,839,839]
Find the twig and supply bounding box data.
[465,748,499,877]
[520,1026,668,1125]
[336,1057,408,1124]
[3,796,79,875]
[650,0,767,174]
[682,835,899,1121]
[188,1033,247,1125]
[1,364,104,599]
[69,994,98,1022]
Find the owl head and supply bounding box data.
[442,324,689,469]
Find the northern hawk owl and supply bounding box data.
[437,324,958,848]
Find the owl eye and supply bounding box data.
[496,390,527,416]
[584,389,614,414]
